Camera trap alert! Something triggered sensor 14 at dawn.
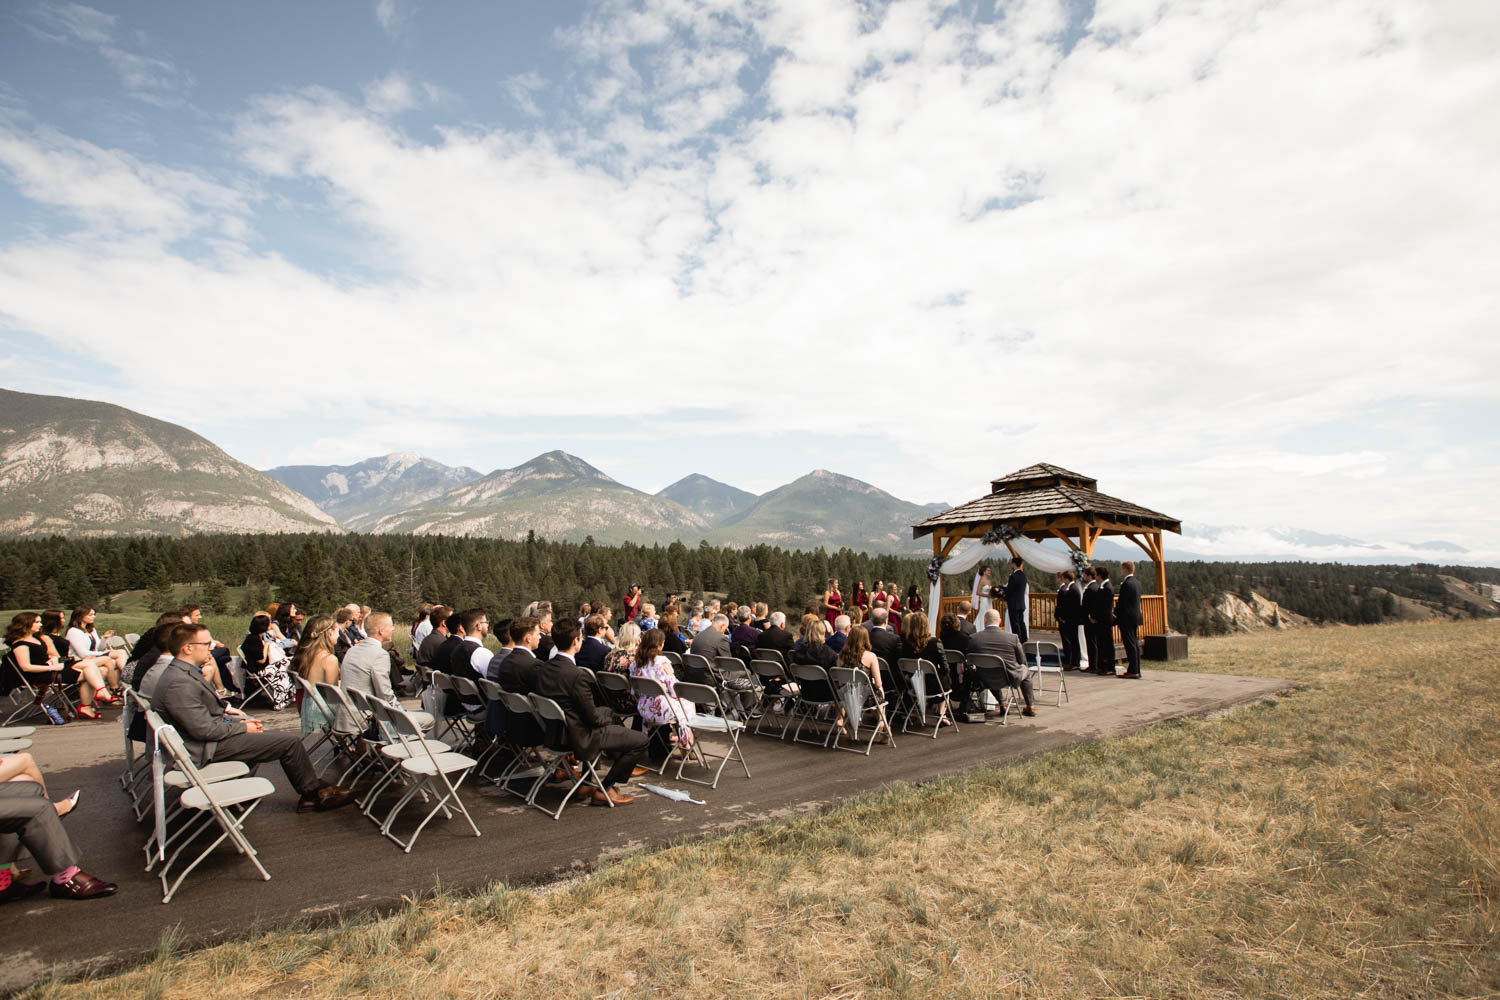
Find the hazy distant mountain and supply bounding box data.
[367,450,711,545]
[707,469,939,555]
[0,389,339,537]
[655,474,758,523]
[1165,523,1475,565]
[265,452,481,530]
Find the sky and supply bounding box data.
[1,0,1497,562]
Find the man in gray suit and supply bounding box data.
[689,613,732,661]
[154,623,354,813]
[966,608,1037,717]
[0,782,116,901]
[341,612,434,734]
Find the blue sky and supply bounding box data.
[1,0,1497,562]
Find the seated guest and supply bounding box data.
[428,612,466,676]
[658,610,687,656]
[39,611,118,717]
[273,602,302,645]
[750,602,771,630]
[180,604,236,697]
[967,608,1036,718]
[125,613,183,689]
[3,613,94,723]
[577,615,611,670]
[450,608,492,681]
[333,608,359,662]
[491,617,542,694]
[730,606,761,655]
[638,603,658,632]
[688,613,731,661]
[291,615,339,735]
[629,628,696,758]
[342,604,368,642]
[415,605,452,667]
[341,613,434,733]
[899,611,954,726]
[603,622,640,673]
[409,604,435,660]
[536,618,648,806]
[754,611,795,659]
[588,601,616,643]
[838,625,884,699]
[534,606,556,661]
[790,614,839,705]
[0,774,115,902]
[865,606,901,669]
[938,612,970,658]
[240,614,296,710]
[826,615,852,655]
[155,623,353,812]
[65,606,128,679]
[263,604,289,647]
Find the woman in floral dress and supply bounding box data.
[628,628,694,750]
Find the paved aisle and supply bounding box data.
[2,669,1290,993]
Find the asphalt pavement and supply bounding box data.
[1,667,1291,993]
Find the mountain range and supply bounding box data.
[0,390,1483,563]
[0,389,337,537]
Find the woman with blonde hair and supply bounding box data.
[604,621,641,673]
[291,615,339,733]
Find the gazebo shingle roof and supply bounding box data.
[913,465,1181,538]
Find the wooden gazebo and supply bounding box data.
[912,463,1182,638]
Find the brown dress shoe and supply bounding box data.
[49,871,117,900]
[298,785,356,813]
[1021,706,1037,717]
[591,787,634,806]
[629,765,649,778]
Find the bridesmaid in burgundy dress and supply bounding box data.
[821,578,843,627]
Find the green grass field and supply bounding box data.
[17,620,1500,999]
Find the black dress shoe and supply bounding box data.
[1021,706,1037,717]
[0,879,47,904]
[1123,672,1142,679]
[49,871,117,900]
[298,785,356,813]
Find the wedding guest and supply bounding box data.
[65,607,128,678]
[730,606,761,652]
[291,615,339,734]
[899,611,954,726]
[827,614,852,655]
[628,628,695,759]
[415,605,452,667]
[658,610,687,656]
[604,622,641,673]
[240,614,296,710]
[4,613,106,722]
[41,610,119,705]
[1116,561,1142,679]
[1088,567,1116,674]
[409,604,435,659]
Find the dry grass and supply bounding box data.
[25,620,1500,999]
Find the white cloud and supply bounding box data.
[373,0,413,38]
[30,2,192,106]
[2,0,1498,548]
[361,72,445,114]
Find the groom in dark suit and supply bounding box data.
[1115,561,1143,678]
[1005,557,1029,643]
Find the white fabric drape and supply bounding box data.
[927,535,1077,627]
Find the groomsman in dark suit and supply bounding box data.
[1005,556,1029,643]
[1054,570,1084,668]
[1088,567,1116,674]
[1081,572,1100,670]
[1115,561,1143,678]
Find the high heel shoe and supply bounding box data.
[93,688,118,705]
[55,790,80,818]
[76,706,102,721]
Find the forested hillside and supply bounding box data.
[0,533,1494,635]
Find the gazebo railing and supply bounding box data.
[936,594,1168,638]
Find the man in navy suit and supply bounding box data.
[576,615,611,671]
[1115,561,1143,678]
[1005,556,1030,643]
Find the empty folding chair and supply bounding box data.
[124,633,141,655]
[150,723,274,903]
[347,687,453,819]
[967,653,1025,725]
[366,701,480,852]
[1023,640,1068,706]
[787,663,841,748]
[0,737,32,754]
[662,650,683,666]
[679,653,715,686]
[829,666,894,755]
[141,706,253,872]
[446,675,490,753]
[430,672,475,747]
[755,648,786,668]
[897,658,957,739]
[316,682,379,788]
[490,689,550,799]
[672,681,750,788]
[526,693,612,820]
[0,725,36,740]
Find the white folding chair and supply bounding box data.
[234,647,280,709]
[291,675,338,776]
[124,633,141,655]
[673,681,750,788]
[0,737,32,754]
[1023,640,1068,706]
[367,701,480,852]
[150,723,274,903]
